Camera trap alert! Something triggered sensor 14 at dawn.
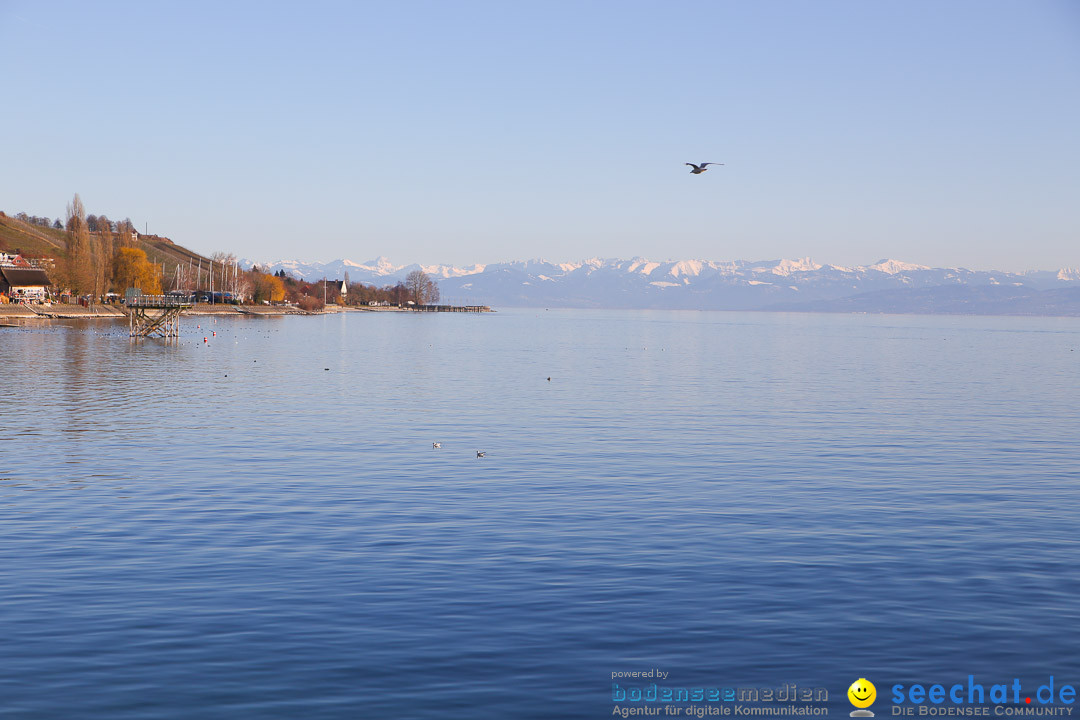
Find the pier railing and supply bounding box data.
[416,304,492,312]
[125,294,194,309]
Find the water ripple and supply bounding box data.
[2,311,1079,718]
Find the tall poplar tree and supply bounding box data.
[65,193,94,295]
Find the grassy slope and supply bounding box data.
[138,234,213,275]
[0,212,211,271]
[0,213,68,257]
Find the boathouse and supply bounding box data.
[0,267,52,303]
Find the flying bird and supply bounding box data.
[686,162,722,174]
[433,442,441,449]
[476,451,486,458]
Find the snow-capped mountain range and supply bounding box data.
[244,256,1080,314]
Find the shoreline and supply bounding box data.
[0,303,488,320]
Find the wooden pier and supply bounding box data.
[125,293,193,337]
[416,304,492,312]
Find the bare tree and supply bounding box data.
[90,231,106,299]
[405,270,440,306]
[117,218,136,247]
[98,214,114,292]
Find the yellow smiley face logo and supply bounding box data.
[848,678,876,708]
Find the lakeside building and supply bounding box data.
[0,253,54,270]
[0,267,52,303]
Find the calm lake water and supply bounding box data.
[2,309,1079,719]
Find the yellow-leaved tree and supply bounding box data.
[252,272,285,303]
[112,247,162,294]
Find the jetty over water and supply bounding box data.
[125,293,193,338]
[416,304,492,312]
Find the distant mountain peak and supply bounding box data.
[354,256,399,273]
[868,258,932,274]
[419,262,486,278]
[672,259,715,278]
[764,257,823,276]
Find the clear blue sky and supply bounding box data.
[2,0,1078,271]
